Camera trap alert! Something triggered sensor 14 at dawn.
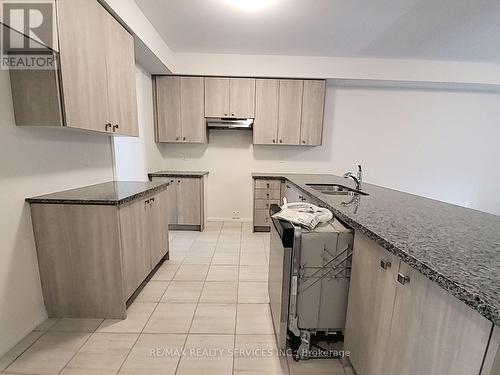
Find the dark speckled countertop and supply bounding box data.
[253,173,500,325]
[26,181,169,206]
[148,171,209,180]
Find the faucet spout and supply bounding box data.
[343,165,363,190]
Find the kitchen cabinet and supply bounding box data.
[150,175,206,231]
[253,79,325,146]
[277,80,303,145]
[253,79,279,144]
[481,326,500,375]
[28,187,169,318]
[154,76,206,143]
[300,80,326,145]
[205,77,255,118]
[344,232,399,375]
[10,0,138,136]
[103,9,138,136]
[345,231,492,375]
[253,178,282,231]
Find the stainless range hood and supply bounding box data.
[206,117,254,130]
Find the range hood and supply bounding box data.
[206,117,254,130]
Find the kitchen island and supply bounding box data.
[27,181,170,319]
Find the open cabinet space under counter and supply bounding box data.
[26,181,169,319]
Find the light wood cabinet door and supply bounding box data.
[155,76,182,142]
[176,178,202,225]
[149,191,169,268]
[119,198,151,299]
[165,179,178,225]
[57,0,109,133]
[230,78,255,118]
[104,11,138,136]
[205,77,230,117]
[384,262,491,375]
[481,326,500,375]
[300,80,325,145]
[181,77,206,143]
[277,80,303,145]
[253,79,279,145]
[344,232,400,375]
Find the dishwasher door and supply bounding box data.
[269,204,296,349]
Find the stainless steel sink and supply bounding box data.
[306,183,369,196]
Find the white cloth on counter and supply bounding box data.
[272,201,333,230]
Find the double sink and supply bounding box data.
[306,183,369,196]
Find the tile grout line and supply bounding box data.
[113,229,200,375]
[232,221,243,375]
[173,225,221,375]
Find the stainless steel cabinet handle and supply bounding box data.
[145,199,150,205]
[279,139,283,143]
[178,180,181,183]
[397,273,410,285]
[266,183,270,188]
[380,260,392,270]
[105,123,112,131]
[183,137,186,141]
[272,139,276,143]
[113,124,119,132]
[150,197,155,203]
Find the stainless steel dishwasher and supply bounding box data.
[268,204,354,359]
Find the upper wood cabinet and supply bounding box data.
[300,80,326,145]
[205,77,255,118]
[345,231,492,375]
[10,0,139,136]
[253,79,279,144]
[253,79,326,146]
[277,80,303,145]
[152,75,325,146]
[154,76,206,143]
[57,0,108,133]
[103,9,138,136]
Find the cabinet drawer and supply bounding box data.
[255,179,281,190]
[255,190,281,200]
[255,199,280,210]
[254,209,271,226]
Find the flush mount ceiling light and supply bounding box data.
[226,0,276,12]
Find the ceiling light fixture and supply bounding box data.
[227,0,276,12]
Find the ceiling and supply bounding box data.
[135,0,500,63]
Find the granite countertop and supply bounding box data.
[26,181,169,206]
[253,173,500,325]
[148,171,209,180]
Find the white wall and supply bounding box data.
[151,85,500,219]
[0,71,115,356]
[113,66,164,180]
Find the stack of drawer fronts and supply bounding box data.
[254,179,282,231]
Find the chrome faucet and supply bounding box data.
[343,165,363,190]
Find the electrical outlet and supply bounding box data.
[232,211,240,219]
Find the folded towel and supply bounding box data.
[272,202,333,230]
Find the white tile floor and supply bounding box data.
[0,221,348,375]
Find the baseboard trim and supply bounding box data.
[207,217,252,223]
[0,313,48,359]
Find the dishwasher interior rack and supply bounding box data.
[269,204,353,360]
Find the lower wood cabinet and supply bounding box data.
[29,189,169,319]
[150,175,206,231]
[253,178,282,232]
[345,231,493,375]
[119,191,168,299]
